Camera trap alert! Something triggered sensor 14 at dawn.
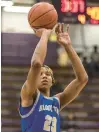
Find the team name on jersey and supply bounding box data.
[39,105,59,115]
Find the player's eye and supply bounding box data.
[40,72,43,76]
[46,72,51,76]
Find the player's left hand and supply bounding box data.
[55,23,71,46]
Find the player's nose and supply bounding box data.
[42,73,47,79]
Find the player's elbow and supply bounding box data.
[79,74,88,84]
[82,75,88,83]
[31,60,42,68]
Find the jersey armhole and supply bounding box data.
[19,90,40,118]
[54,96,60,109]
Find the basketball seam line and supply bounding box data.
[28,5,41,21]
[32,18,57,28]
[30,8,55,25]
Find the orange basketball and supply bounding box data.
[28,2,58,29]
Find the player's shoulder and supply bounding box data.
[53,96,60,103]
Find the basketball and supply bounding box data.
[28,2,58,29]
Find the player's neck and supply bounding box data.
[40,89,50,97]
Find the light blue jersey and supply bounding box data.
[19,91,60,132]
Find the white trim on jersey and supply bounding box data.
[43,96,53,100]
[19,91,40,118]
[54,97,60,108]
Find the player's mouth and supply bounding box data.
[41,80,48,84]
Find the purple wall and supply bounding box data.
[1,33,59,66]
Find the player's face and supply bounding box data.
[38,67,53,90]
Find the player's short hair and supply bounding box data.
[42,65,55,84]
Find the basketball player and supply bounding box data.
[19,23,88,132]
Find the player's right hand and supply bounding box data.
[33,28,52,38]
[33,23,58,38]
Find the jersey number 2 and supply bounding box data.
[43,115,57,132]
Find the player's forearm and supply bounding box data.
[64,45,88,82]
[31,32,49,66]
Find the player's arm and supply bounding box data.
[21,29,51,107]
[55,24,88,110]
